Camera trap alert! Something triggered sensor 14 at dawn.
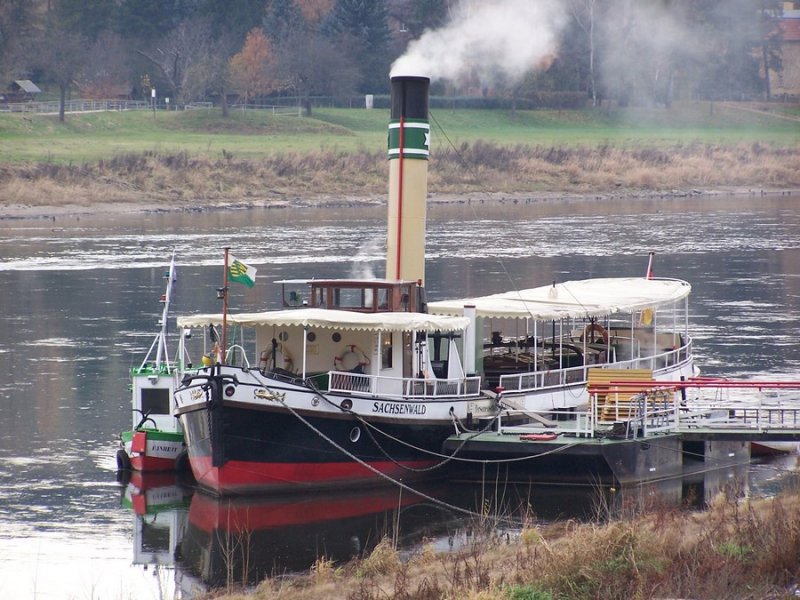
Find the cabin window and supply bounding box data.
[141,388,170,416]
[377,288,389,310]
[382,333,393,369]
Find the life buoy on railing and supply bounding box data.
[334,344,370,372]
[259,343,294,373]
[580,322,609,345]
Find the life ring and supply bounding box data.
[520,432,560,441]
[580,322,609,345]
[334,344,370,372]
[259,344,294,373]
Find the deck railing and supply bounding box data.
[329,370,482,399]
[498,340,693,393]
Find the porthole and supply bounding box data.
[340,399,353,410]
[224,386,236,397]
[307,331,316,342]
[332,332,342,343]
[349,427,361,443]
[279,331,289,342]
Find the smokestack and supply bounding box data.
[386,76,430,285]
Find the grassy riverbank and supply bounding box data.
[203,487,800,600]
[0,102,798,217]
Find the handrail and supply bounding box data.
[225,344,251,368]
[328,370,482,399]
[499,340,693,393]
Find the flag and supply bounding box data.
[228,255,257,288]
[645,251,655,280]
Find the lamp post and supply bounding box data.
[151,88,156,119]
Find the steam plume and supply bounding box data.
[391,0,566,85]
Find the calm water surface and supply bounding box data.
[1,194,799,598]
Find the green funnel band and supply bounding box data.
[387,120,430,159]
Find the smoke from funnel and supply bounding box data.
[390,0,566,85]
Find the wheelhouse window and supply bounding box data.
[299,279,420,313]
[332,287,370,309]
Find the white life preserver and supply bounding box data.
[334,344,370,372]
[260,344,294,373]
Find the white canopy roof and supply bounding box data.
[428,277,691,320]
[176,307,470,333]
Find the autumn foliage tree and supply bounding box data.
[229,28,276,104]
[296,0,333,24]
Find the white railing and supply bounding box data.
[497,407,598,438]
[0,99,150,113]
[498,340,692,393]
[495,381,800,440]
[0,99,303,115]
[230,103,302,116]
[679,402,800,432]
[328,370,482,399]
[497,392,679,439]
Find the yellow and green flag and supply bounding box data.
[228,255,257,288]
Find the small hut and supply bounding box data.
[3,80,42,102]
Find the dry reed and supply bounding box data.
[201,486,800,600]
[1,142,798,212]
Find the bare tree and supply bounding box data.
[77,32,133,99]
[32,14,88,122]
[272,30,359,115]
[184,32,240,116]
[569,0,597,107]
[136,17,213,107]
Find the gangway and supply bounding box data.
[588,377,800,442]
[443,377,800,487]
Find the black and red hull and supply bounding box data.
[178,401,453,495]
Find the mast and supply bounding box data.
[221,247,230,363]
[154,251,176,369]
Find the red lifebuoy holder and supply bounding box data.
[580,323,609,345]
[520,432,560,441]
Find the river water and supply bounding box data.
[1,193,799,599]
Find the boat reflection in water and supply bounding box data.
[119,471,199,597]
[179,484,456,589]
[121,458,795,594]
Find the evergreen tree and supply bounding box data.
[326,0,391,93]
[263,0,306,45]
[196,0,265,40]
[53,0,117,43]
[117,0,197,42]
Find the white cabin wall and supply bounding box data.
[255,326,376,375]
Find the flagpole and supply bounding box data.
[222,246,230,363]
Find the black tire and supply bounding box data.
[116,448,132,471]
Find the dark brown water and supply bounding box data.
[1,193,799,598]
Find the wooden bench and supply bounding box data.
[587,368,657,423]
